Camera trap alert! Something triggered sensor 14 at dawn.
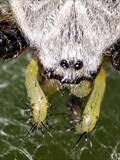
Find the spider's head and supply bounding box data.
[38,43,102,85]
[9,0,103,84]
[43,59,95,84]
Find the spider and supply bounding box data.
[0,0,120,136]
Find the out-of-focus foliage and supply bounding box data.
[0,53,120,160]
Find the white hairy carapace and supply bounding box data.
[9,0,120,83]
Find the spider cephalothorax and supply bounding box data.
[9,0,120,83]
[0,0,120,136]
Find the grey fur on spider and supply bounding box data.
[0,0,120,135]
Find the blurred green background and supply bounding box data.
[0,53,120,160]
[0,0,120,159]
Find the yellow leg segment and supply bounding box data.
[75,66,106,134]
[25,58,48,127]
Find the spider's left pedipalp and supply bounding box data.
[75,66,106,134]
[25,58,60,133]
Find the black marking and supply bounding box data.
[89,70,97,79]
[104,38,120,70]
[112,52,120,70]
[44,68,93,84]
[0,20,28,59]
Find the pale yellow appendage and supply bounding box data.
[76,66,106,134]
[25,58,48,126]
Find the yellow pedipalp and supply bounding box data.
[75,66,106,134]
[25,58,48,126]
[70,80,92,98]
[25,58,106,133]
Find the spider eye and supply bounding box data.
[74,60,83,70]
[60,59,69,69]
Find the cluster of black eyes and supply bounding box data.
[60,59,83,70]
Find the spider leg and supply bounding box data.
[104,38,120,70]
[0,18,28,59]
[73,66,106,134]
[25,58,59,130]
